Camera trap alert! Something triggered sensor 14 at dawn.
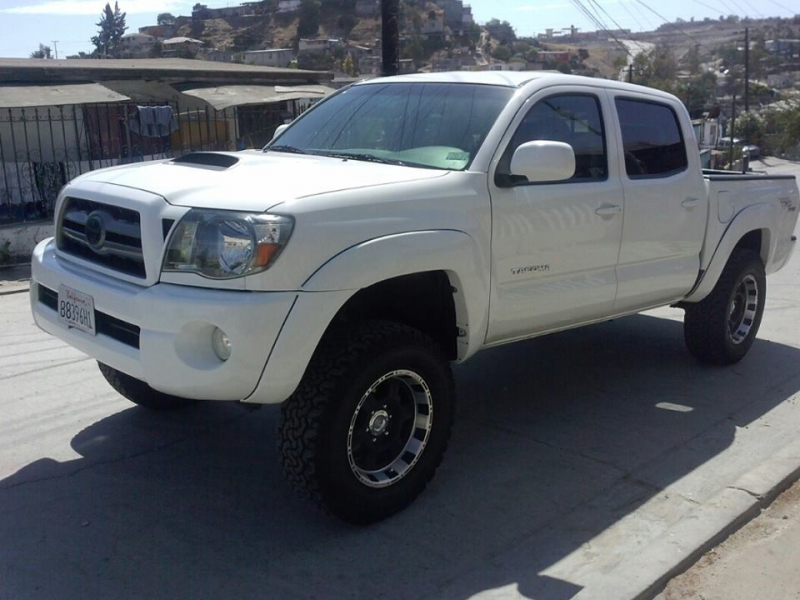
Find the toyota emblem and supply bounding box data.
[85,211,107,251]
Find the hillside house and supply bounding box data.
[162,37,204,56]
[118,33,156,58]
[277,0,301,13]
[244,49,295,68]
[299,38,339,54]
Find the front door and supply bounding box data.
[487,89,625,344]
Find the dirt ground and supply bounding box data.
[658,480,800,600]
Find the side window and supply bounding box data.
[500,94,608,184]
[615,98,688,178]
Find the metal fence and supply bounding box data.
[0,100,288,225]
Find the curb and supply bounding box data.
[0,283,30,297]
[637,437,800,599]
[566,435,800,600]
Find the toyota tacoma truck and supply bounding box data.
[30,72,799,524]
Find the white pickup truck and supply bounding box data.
[30,72,799,523]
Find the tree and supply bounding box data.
[297,0,321,38]
[157,12,176,26]
[342,54,357,76]
[30,43,52,59]
[91,2,127,57]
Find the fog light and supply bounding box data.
[212,327,232,361]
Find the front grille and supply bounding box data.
[38,284,141,349]
[57,197,146,278]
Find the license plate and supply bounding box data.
[57,285,96,335]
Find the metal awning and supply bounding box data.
[180,84,334,110]
[0,83,129,109]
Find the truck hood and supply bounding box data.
[75,151,449,212]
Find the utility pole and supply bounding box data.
[744,27,750,112]
[628,63,633,83]
[729,93,737,169]
[51,40,59,59]
[381,0,400,77]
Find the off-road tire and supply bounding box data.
[97,362,197,410]
[684,249,766,365]
[278,320,455,525]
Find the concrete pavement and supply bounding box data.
[2,239,800,599]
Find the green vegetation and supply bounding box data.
[91,2,128,57]
[29,44,52,59]
[298,0,321,38]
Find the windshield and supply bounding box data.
[268,82,514,171]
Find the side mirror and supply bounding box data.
[271,123,291,142]
[510,140,575,183]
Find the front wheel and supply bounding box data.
[278,320,454,524]
[683,249,766,365]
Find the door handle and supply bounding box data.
[682,198,701,209]
[595,204,623,217]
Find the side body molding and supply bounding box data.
[246,230,490,404]
[684,203,776,303]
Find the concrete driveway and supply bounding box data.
[2,227,799,598]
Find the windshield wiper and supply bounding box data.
[314,151,408,166]
[266,145,307,155]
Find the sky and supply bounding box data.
[0,0,798,58]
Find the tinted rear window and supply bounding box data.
[615,98,688,178]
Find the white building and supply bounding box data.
[118,33,156,57]
[277,0,301,13]
[244,49,295,68]
[298,38,339,54]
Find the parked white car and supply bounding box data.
[30,72,799,523]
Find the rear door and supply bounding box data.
[609,94,708,311]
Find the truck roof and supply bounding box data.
[357,71,679,102]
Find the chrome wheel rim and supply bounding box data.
[728,274,759,345]
[347,370,433,488]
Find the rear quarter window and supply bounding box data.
[615,98,688,179]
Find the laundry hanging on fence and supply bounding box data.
[129,105,179,137]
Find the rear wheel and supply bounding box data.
[278,320,454,524]
[683,249,766,365]
[97,362,197,410]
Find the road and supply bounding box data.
[1,169,799,598]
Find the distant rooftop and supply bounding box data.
[0,58,332,86]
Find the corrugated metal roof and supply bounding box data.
[180,84,334,110]
[0,83,129,108]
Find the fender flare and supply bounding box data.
[245,230,490,404]
[303,230,490,360]
[684,203,776,303]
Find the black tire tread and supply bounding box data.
[277,320,453,522]
[684,249,766,365]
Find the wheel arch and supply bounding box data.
[685,204,777,303]
[245,230,490,405]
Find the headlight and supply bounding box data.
[163,210,294,279]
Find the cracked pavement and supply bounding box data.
[1,205,799,598]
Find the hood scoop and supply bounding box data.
[171,153,239,169]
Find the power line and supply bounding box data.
[618,0,646,30]
[741,0,764,18]
[693,0,728,16]
[587,0,646,51]
[632,0,706,46]
[628,0,657,29]
[570,0,633,56]
[764,0,796,15]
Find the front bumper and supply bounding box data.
[31,238,297,401]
